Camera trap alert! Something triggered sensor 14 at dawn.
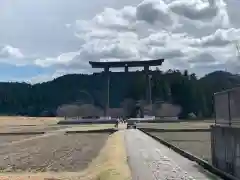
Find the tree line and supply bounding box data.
[0,70,239,118]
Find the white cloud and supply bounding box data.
[197,28,240,46]
[35,52,80,67]
[169,0,228,24]
[93,7,136,30]
[2,0,240,82]
[149,47,185,59]
[0,45,30,66]
[33,0,240,78]
[36,0,240,77]
[0,45,24,59]
[136,0,174,26]
[78,33,142,61]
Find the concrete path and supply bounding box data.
[124,129,221,180]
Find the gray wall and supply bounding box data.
[211,125,240,178]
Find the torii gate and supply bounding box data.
[89,59,165,116]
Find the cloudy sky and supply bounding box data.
[0,0,240,83]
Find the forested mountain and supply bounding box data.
[0,70,239,118]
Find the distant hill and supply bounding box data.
[200,71,240,91]
[0,70,239,118]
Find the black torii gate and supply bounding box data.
[89,59,164,116]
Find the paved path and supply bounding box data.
[124,129,221,180]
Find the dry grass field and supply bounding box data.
[138,120,214,129]
[0,116,131,180]
[0,124,115,133]
[150,131,211,162]
[141,120,213,163]
[0,125,67,133]
[0,133,110,172]
[0,131,131,180]
[0,116,115,133]
[0,135,36,144]
[0,116,60,126]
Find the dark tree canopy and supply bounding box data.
[0,70,238,118]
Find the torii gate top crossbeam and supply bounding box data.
[89,59,164,68]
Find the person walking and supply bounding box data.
[115,119,119,128]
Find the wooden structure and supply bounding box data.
[89,59,164,116]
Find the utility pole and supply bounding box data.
[148,74,152,112]
[104,67,110,118]
[234,40,240,74]
[236,41,240,57]
[107,74,110,118]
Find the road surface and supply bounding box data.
[124,129,221,180]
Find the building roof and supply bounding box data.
[89,59,164,68]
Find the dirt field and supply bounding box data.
[0,116,130,179]
[141,121,213,163]
[0,131,131,180]
[0,135,37,144]
[150,131,211,163]
[138,121,214,129]
[0,133,110,172]
[0,124,115,134]
[0,116,60,126]
[0,125,69,133]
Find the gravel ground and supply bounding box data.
[0,135,36,144]
[0,133,109,172]
[150,131,212,162]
